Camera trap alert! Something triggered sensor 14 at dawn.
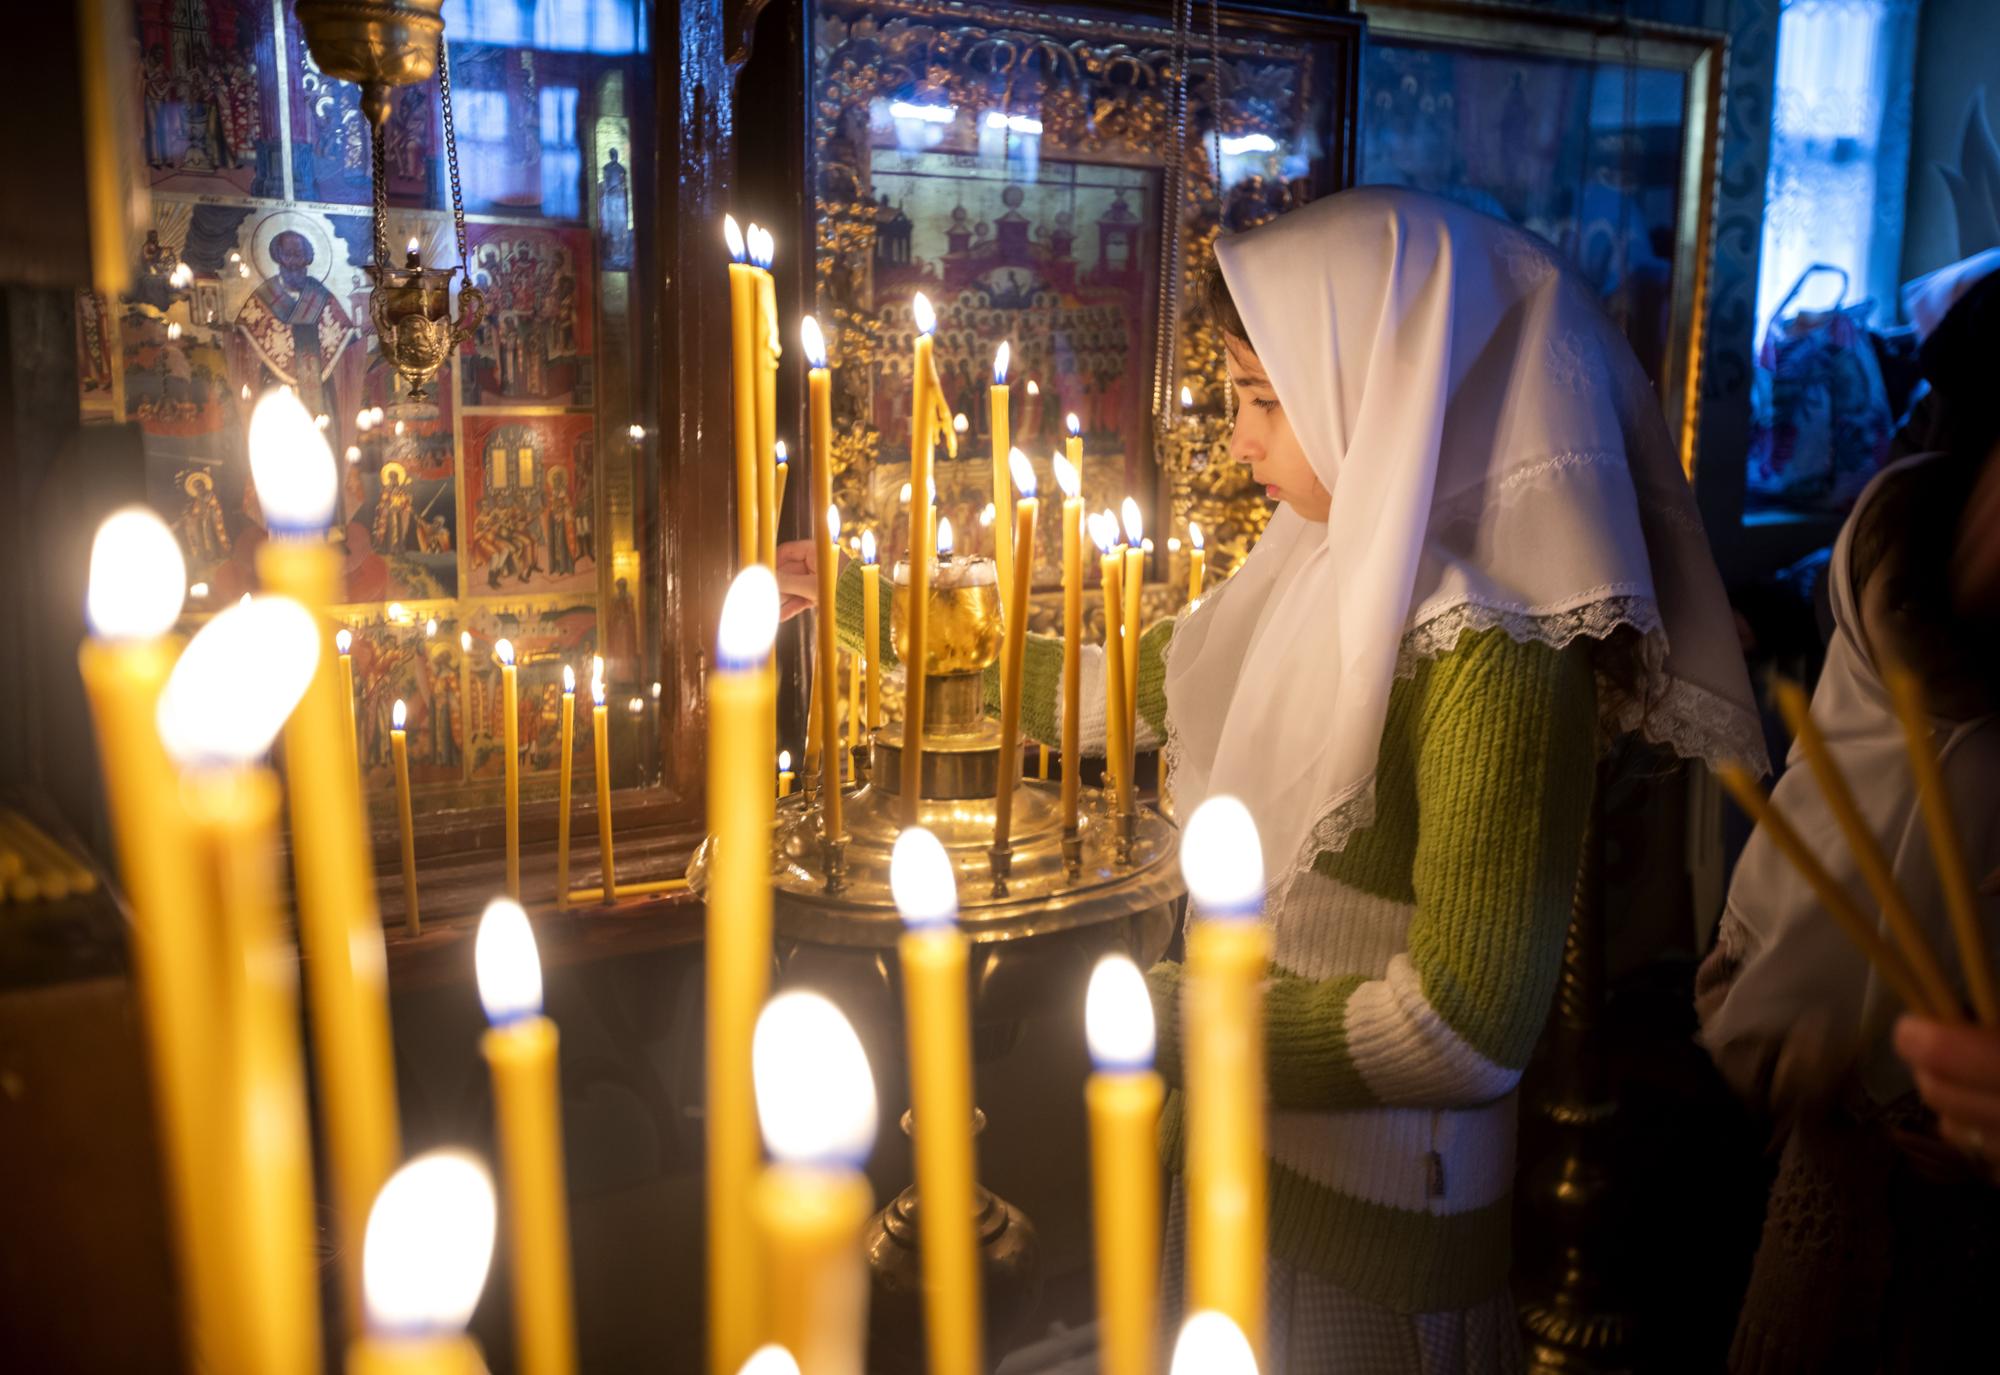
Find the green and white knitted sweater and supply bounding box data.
[834,564,1596,1313]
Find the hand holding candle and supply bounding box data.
[349,1152,497,1375]
[391,699,418,934]
[1085,956,1163,1375]
[753,991,878,1375]
[477,899,578,1375]
[891,827,984,1375]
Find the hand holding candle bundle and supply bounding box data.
[752,991,878,1375]
[890,827,984,1375]
[476,899,578,1375]
[1085,955,1163,1375]
[1180,795,1271,1365]
[352,1152,497,1375]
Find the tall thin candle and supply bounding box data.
[902,294,939,824]
[774,441,790,541]
[336,627,358,766]
[989,343,1014,615]
[499,638,521,901]
[1085,956,1163,1375]
[1120,499,1144,752]
[391,699,419,935]
[803,317,843,843]
[557,665,576,910]
[707,567,781,1375]
[592,673,615,902]
[861,531,881,731]
[752,225,780,569]
[1093,515,1131,819]
[1054,456,1083,837]
[993,451,1039,860]
[726,216,759,566]
[1188,522,1206,601]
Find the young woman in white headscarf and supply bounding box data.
[808,186,1763,1372]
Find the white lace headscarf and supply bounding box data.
[1164,187,1765,895]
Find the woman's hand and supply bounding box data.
[1894,1015,2000,1181]
[775,538,832,622]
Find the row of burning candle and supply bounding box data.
[704,560,1275,1375]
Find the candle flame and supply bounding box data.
[652,681,662,699]
[737,1346,804,1375]
[593,654,605,685]
[387,601,407,625]
[475,898,542,1024]
[774,440,788,467]
[392,698,407,731]
[912,291,936,335]
[241,383,252,400]
[724,214,746,261]
[1168,537,1182,553]
[890,826,957,928]
[1171,1312,1258,1375]
[979,502,996,528]
[1180,384,1195,409]
[629,423,645,442]
[1087,511,1113,554]
[407,234,421,255]
[190,582,209,599]
[1121,497,1143,545]
[936,516,954,559]
[166,321,181,341]
[335,627,353,655]
[361,1152,496,1338]
[86,507,186,640]
[826,503,841,542]
[953,412,968,435]
[592,675,606,708]
[1189,521,1204,551]
[778,749,792,772]
[1027,379,1040,396]
[156,597,320,767]
[459,631,473,654]
[993,340,1010,384]
[1066,412,1081,437]
[1142,538,1155,554]
[558,663,573,694]
[426,617,438,637]
[1008,447,1037,499]
[899,482,913,505]
[861,528,878,565]
[717,565,781,668]
[494,637,514,667]
[800,315,828,369]
[754,990,879,1169]
[345,444,361,463]
[1053,452,1081,499]
[1181,795,1264,916]
[629,696,643,714]
[248,387,339,533]
[1086,954,1156,1071]
[747,223,774,269]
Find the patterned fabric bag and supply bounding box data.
[1747,264,1893,509]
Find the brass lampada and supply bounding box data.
[296,0,483,404]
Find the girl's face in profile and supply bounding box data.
[1226,334,1330,522]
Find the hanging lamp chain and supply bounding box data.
[1151,0,1194,433]
[368,37,472,273]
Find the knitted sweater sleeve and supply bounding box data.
[835,560,1174,753]
[1149,630,1597,1109]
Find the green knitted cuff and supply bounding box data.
[1265,971,1379,1110]
[1147,960,1186,1090]
[981,631,1063,736]
[834,561,897,667]
[1136,618,1174,743]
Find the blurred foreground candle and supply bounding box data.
[1053,455,1083,837]
[1181,797,1270,1365]
[777,749,795,799]
[336,626,358,765]
[1092,515,1131,818]
[1188,522,1206,601]
[992,451,1039,863]
[891,828,984,1375]
[557,665,577,910]
[725,216,758,566]
[156,596,324,1375]
[349,1153,497,1375]
[1171,1312,1259,1375]
[1120,499,1143,745]
[248,386,399,1335]
[391,699,418,934]
[902,295,939,824]
[477,901,578,1375]
[592,673,614,901]
[753,991,878,1375]
[1085,956,1163,1375]
[707,566,781,1375]
[80,510,233,1372]
[989,342,1014,612]
[861,531,881,730]
[499,638,521,900]
[738,1349,802,1375]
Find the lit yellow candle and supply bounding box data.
[1181,798,1271,1365]
[247,387,399,1337]
[902,296,938,824]
[861,532,881,731]
[802,318,844,841]
[1085,957,1163,1375]
[592,673,615,902]
[477,900,578,1375]
[775,441,790,543]
[155,595,326,1375]
[1170,1312,1259,1375]
[752,224,781,569]
[777,749,795,799]
[990,343,1014,615]
[500,639,522,901]
[752,992,878,1375]
[79,510,236,1375]
[727,215,760,566]
[1188,521,1206,601]
[890,828,984,1375]
[1064,411,1082,480]
[337,627,359,766]
[847,650,861,784]
[556,665,576,911]
[993,451,1039,858]
[1053,456,1084,836]
[391,699,419,935]
[347,1153,497,1375]
[1120,499,1144,750]
[708,567,781,1375]
[1093,515,1132,818]
[1886,665,2000,1025]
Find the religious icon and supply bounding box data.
[450,44,550,215]
[284,12,435,207]
[230,213,364,444]
[462,225,594,407]
[598,146,634,270]
[177,469,231,566]
[350,616,466,791]
[136,0,281,198]
[462,414,598,596]
[464,602,598,780]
